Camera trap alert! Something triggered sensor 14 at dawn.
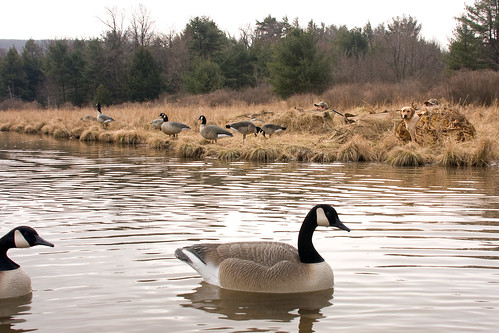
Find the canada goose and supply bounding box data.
[96,103,114,127]
[160,113,191,138]
[259,124,287,138]
[198,115,233,143]
[150,113,165,130]
[0,226,54,299]
[175,204,350,293]
[225,121,259,142]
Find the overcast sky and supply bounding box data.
[2,0,472,47]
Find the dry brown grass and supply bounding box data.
[0,99,498,167]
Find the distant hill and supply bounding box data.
[0,39,47,52]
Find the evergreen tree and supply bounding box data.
[448,0,499,70]
[446,22,485,70]
[21,39,44,102]
[127,46,162,102]
[219,40,256,89]
[184,16,228,60]
[44,40,72,105]
[184,57,224,94]
[268,28,332,98]
[0,48,29,100]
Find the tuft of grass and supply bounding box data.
[242,147,280,162]
[177,142,205,159]
[80,128,100,141]
[115,130,143,145]
[468,137,495,167]
[218,149,241,161]
[146,136,171,149]
[337,135,374,162]
[439,145,467,167]
[285,145,314,161]
[387,144,426,167]
[53,128,70,139]
[98,132,115,143]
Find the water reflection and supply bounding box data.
[179,282,333,332]
[0,294,33,332]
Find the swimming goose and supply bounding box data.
[96,103,114,127]
[160,113,191,138]
[175,204,350,293]
[0,226,54,299]
[259,124,286,138]
[198,115,233,143]
[150,113,165,130]
[225,121,259,142]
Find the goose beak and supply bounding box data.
[336,220,351,232]
[34,235,55,247]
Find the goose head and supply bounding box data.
[198,115,207,125]
[159,113,168,121]
[310,204,350,231]
[2,226,55,250]
[298,204,349,264]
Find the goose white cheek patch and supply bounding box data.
[14,230,31,248]
[316,208,329,227]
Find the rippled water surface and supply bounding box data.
[0,132,498,332]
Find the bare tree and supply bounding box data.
[130,4,155,48]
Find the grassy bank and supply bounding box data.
[0,100,498,167]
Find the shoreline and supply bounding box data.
[0,102,498,167]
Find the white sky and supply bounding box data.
[2,0,472,47]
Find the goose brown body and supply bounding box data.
[198,115,233,142]
[175,204,350,293]
[225,121,259,141]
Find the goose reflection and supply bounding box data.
[0,293,32,332]
[178,282,333,332]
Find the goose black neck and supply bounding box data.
[298,213,324,264]
[0,233,19,270]
[162,114,168,121]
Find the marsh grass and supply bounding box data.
[0,100,498,167]
[387,143,427,167]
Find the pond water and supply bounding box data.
[0,132,498,333]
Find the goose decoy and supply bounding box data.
[81,115,97,122]
[0,226,54,299]
[198,115,233,143]
[225,121,259,142]
[159,113,190,138]
[175,204,350,293]
[150,113,165,130]
[259,124,287,138]
[96,103,114,127]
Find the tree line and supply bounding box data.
[0,0,497,107]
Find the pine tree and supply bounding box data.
[268,28,332,98]
[127,46,162,102]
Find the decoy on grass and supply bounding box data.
[160,113,191,138]
[0,226,54,299]
[225,121,259,142]
[175,204,350,293]
[198,115,233,143]
[258,124,287,138]
[96,103,114,127]
[150,113,165,130]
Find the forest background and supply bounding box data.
[0,0,498,110]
